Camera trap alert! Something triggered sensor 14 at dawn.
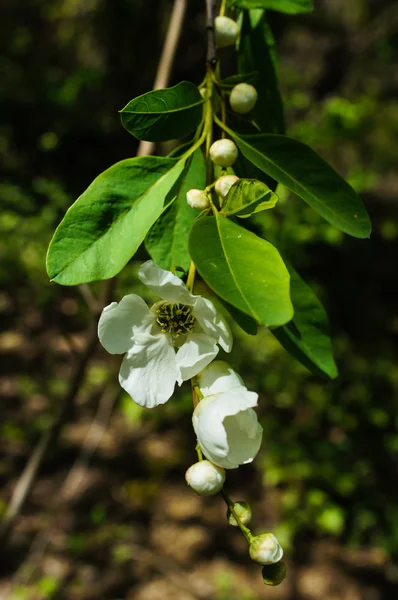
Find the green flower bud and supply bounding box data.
[249,533,283,565]
[215,16,240,48]
[186,188,209,210]
[227,501,252,527]
[185,460,225,496]
[209,139,238,167]
[230,83,258,114]
[215,175,240,199]
[262,561,287,586]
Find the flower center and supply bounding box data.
[156,302,196,337]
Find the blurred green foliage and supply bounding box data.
[1,0,398,597]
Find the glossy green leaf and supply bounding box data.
[145,149,206,272]
[120,81,203,142]
[220,178,278,218]
[47,156,187,285]
[229,0,313,14]
[238,11,285,134]
[189,216,293,327]
[272,263,338,379]
[222,301,258,335]
[226,129,371,238]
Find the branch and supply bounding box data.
[0,284,112,544]
[206,0,217,69]
[137,0,188,157]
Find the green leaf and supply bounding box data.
[217,71,259,90]
[120,81,203,142]
[225,129,371,238]
[229,0,314,14]
[238,11,285,134]
[145,149,206,272]
[272,263,338,379]
[46,155,187,285]
[189,216,293,328]
[222,301,258,335]
[220,178,278,218]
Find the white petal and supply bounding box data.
[119,333,178,408]
[192,395,229,461]
[138,260,196,305]
[175,333,219,383]
[197,360,245,396]
[223,409,263,467]
[98,294,153,354]
[193,297,233,352]
[192,389,262,469]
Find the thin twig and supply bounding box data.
[1,386,120,598]
[137,0,188,157]
[0,300,109,544]
[61,386,120,501]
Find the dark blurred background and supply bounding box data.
[1,0,398,598]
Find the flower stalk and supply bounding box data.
[221,488,254,543]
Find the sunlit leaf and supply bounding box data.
[145,149,206,272]
[189,215,293,327]
[47,156,186,285]
[229,0,314,14]
[220,178,278,218]
[225,128,371,238]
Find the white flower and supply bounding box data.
[185,460,225,496]
[98,261,232,408]
[249,533,283,565]
[192,361,263,469]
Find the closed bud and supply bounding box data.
[215,175,240,199]
[230,83,258,114]
[249,533,283,565]
[215,16,240,48]
[227,501,252,527]
[185,460,225,496]
[262,561,287,586]
[186,188,209,210]
[209,139,238,167]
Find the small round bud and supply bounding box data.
[227,501,252,527]
[199,87,207,99]
[215,16,240,49]
[262,561,287,586]
[249,533,283,565]
[215,175,240,199]
[186,189,210,210]
[209,139,238,167]
[185,460,225,496]
[230,83,258,114]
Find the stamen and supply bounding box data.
[156,302,196,337]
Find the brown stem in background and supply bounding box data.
[137,0,188,157]
[0,0,188,547]
[0,283,113,545]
